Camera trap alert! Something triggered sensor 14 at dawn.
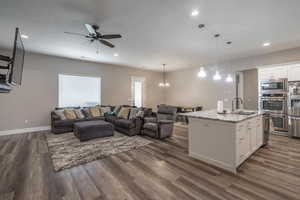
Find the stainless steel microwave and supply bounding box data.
[260,78,288,94]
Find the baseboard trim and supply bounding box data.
[189,151,237,174]
[0,126,51,136]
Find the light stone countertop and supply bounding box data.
[179,109,264,123]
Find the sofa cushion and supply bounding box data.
[114,119,135,129]
[90,107,101,117]
[64,109,77,120]
[129,108,139,120]
[143,122,158,132]
[112,105,122,115]
[105,114,117,123]
[100,106,111,115]
[54,110,66,120]
[53,119,83,128]
[117,107,131,119]
[87,116,106,121]
[74,109,85,119]
[82,108,92,118]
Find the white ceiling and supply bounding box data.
[1,0,300,71]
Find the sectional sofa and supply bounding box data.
[51,105,152,136]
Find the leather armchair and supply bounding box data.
[142,105,177,139]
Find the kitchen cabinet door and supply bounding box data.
[247,119,257,152]
[237,122,248,164]
[288,65,300,81]
[259,66,288,80]
[272,66,288,79]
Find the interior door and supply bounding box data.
[131,77,145,108]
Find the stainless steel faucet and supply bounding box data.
[232,97,244,112]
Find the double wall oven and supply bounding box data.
[259,79,288,135]
[288,82,300,138]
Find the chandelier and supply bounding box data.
[159,64,170,87]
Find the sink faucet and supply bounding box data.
[232,97,243,112]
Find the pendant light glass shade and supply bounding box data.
[213,71,221,81]
[226,74,233,83]
[198,67,207,78]
[159,64,170,87]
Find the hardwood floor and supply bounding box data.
[1,126,300,200]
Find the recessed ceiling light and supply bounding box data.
[191,10,199,16]
[198,24,205,29]
[21,34,29,39]
[263,42,271,47]
[113,53,119,57]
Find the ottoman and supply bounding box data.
[74,120,114,141]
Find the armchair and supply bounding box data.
[141,105,177,139]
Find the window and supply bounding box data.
[59,74,101,107]
[131,77,145,107]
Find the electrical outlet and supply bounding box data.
[25,120,28,124]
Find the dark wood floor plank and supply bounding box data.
[84,161,135,200]
[70,166,102,200]
[0,125,300,200]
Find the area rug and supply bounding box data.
[46,132,152,172]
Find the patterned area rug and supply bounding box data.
[46,132,152,172]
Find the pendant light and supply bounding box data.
[213,34,222,81]
[226,74,233,82]
[198,67,207,78]
[159,64,170,87]
[213,71,221,80]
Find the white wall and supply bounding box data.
[0,51,164,131]
[165,47,300,110]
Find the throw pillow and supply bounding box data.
[82,108,92,118]
[64,109,77,120]
[54,110,66,120]
[100,107,111,116]
[74,109,85,119]
[136,110,144,118]
[90,107,101,117]
[129,108,139,120]
[112,105,121,115]
[117,107,131,119]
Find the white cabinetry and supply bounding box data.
[288,65,300,81]
[236,116,263,166]
[258,64,300,82]
[188,114,263,174]
[258,66,288,80]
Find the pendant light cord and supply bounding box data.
[163,64,166,84]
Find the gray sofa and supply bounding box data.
[51,105,153,136]
[51,106,108,134]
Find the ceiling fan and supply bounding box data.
[64,24,122,49]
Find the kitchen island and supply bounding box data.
[181,109,264,174]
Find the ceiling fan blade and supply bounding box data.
[84,24,97,35]
[64,32,87,37]
[101,34,122,39]
[99,40,115,48]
